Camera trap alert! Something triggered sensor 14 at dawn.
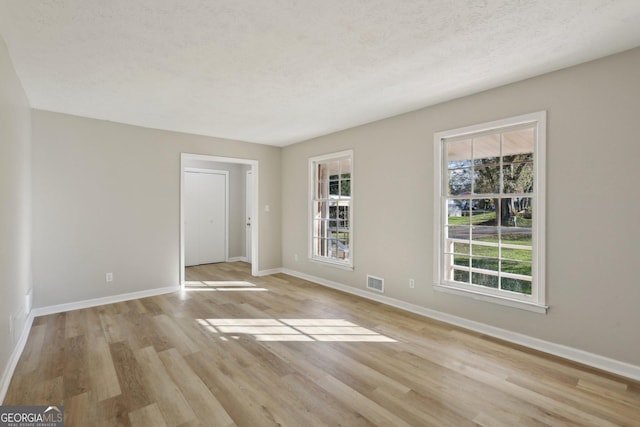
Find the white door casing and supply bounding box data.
[246,170,253,263]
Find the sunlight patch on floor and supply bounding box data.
[196,318,396,343]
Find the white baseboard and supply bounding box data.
[227,256,249,263]
[282,268,640,382]
[32,286,179,317]
[1,312,34,403]
[2,284,179,402]
[256,267,283,277]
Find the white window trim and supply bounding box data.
[433,112,547,313]
[308,150,354,270]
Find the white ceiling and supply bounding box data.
[1,1,639,146]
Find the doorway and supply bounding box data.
[180,153,259,286]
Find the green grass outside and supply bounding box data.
[452,255,531,275]
[452,237,533,293]
[454,241,531,262]
[447,212,496,225]
[475,235,532,246]
[448,211,532,228]
[330,232,349,240]
[452,267,532,294]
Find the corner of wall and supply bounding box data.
[0,33,33,402]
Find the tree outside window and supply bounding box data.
[309,151,353,267]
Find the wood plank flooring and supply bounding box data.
[4,262,640,426]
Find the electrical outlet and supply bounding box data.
[294,254,299,262]
[106,272,113,282]
[409,278,415,288]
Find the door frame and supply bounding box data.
[184,167,229,265]
[245,169,253,264]
[180,153,259,286]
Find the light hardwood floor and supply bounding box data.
[4,262,640,426]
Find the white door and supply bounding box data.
[199,172,226,264]
[245,170,253,263]
[184,171,200,267]
[185,171,227,266]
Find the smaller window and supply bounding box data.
[309,150,353,268]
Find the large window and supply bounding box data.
[434,112,546,312]
[309,150,353,268]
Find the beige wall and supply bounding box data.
[31,110,281,307]
[0,37,31,377]
[282,47,640,366]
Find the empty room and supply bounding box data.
[1,1,640,426]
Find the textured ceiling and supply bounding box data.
[1,1,639,146]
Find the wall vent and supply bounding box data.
[366,275,384,293]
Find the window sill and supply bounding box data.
[309,257,354,271]
[433,283,548,314]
